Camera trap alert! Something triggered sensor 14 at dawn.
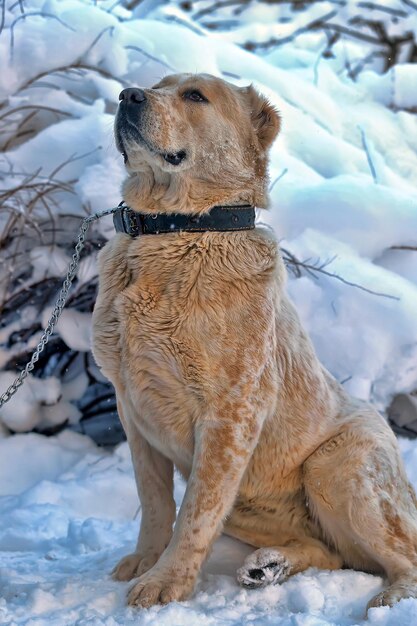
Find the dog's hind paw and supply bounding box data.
[237,548,291,589]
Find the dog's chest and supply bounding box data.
[111,244,236,466]
[93,231,279,470]
[116,292,205,467]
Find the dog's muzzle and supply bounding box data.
[116,88,187,167]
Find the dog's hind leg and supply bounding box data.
[303,410,417,612]
[237,537,342,588]
[112,397,176,582]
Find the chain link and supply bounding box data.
[0,206,119,409]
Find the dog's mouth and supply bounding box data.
[115,130,128,164]
[162,150,187,166]
[121,148,186,167]
[116,120,187,168]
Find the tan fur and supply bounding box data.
[92,73,417,612]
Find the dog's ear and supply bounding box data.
[243,85,281,150]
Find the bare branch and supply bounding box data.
[82,26,115,59]
[8,0,26,12]
[243,9,339,51]
[193,0,249,21]
[0,105,72,123]
[0,0,5,36]
[359,126,378,183]
[357,2,408,17]
[390,245,417,251]
[281,248,400,300]
[402,0,417,11]
[15,63,128,96]
[125,45,176,72]
[10,12,76,56]
[269,168,288,192]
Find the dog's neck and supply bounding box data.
[113,203,256,237]
[122,164,268,215]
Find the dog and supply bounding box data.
[92,73,417,611]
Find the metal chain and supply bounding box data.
[0,206,118,409]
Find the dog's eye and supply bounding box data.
[183,90,208,103]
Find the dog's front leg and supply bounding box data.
[112,399,176,582]
[127,406,262,608]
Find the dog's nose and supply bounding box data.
[119,88,146,104]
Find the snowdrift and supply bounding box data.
[1,0,417,435]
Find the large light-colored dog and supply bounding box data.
[92,73,417,611]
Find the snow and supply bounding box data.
[0,373,82,432]
[30,246,71,283]
[42,308,93,353]
[359,65,417,110]
[1,431,417,626]
[0,431,417,626]
[1,0,417,623]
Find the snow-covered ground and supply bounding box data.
[1,0,417,624]
[1,431,417,626]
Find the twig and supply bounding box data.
[203,19,242,29]
[313,43,328,86]
[82,26,115,59]
[359,126,378,183]
[244,9,339,51]
[106,0,123,13]
[402,0,417,10]
[340,375,353,385]
[269,168,288,192]
[0,105,72,123]
[357,2,408,16]
[125,45,176,72]
[221,70,241,79]
[280,247,302,278]
[162,14,206,35]
[0,0,5,36]
[193,0,249,21]
[320,22,383,46]
[348,50,386,80]
[8,0,26,11]
[125,0,148,8]
[10,12,76,57]
[48,147,102,180]
[281,249,400,300]
[15,63,129,96]
[3,128,35,150]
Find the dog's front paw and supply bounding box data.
[112,551,160,581]
[237,548,291,589]
[127,566,196,608]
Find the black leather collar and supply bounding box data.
[113,202,255,236]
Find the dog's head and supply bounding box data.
[115,73,280,214]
